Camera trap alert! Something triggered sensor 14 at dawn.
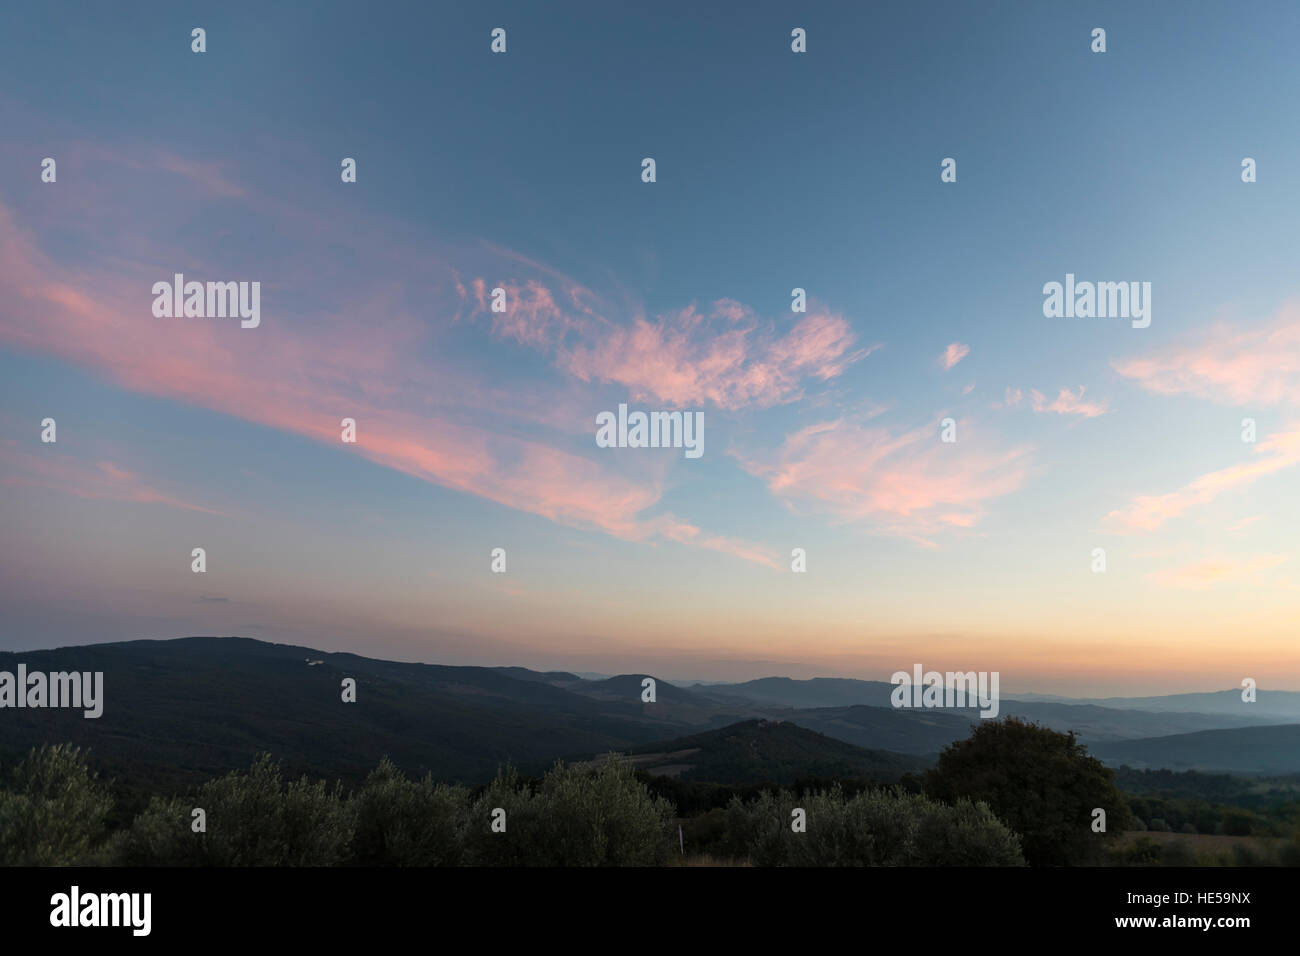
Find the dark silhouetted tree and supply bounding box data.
[924,717,1133,865]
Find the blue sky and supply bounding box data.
[2,2,1299,694]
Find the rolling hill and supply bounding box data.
[1090,725,1300,774]
[1048,690,1300,722]
[782,705,975,755]
[0,637,676,790]
[4,636,1297,799]
[705,676,1285,742]
[619,719,930,784]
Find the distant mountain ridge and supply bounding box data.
[1090,725,1300,774]
[0,637,675,788]
[703,675,1300,722]
[2,637,1297,788]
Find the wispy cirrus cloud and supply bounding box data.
[1226,514,1265,534]
[0,160,788,566]
[465,276,586,350]
[1106,308,1300,534]
[457,263,875,413]
[152,152,247,199]
[996,385,1107,417]
[1029,386,1109,418]
[0,442,221,514]
[519,298,877,411]
[65,143,248,200]
[1113,306,1300,407]
[1105,426,1300,533]
[735,418,1031,545]
[646,514,781,569]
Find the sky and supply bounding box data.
[2,1,1299,695]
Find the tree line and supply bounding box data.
[4,718,1292,866]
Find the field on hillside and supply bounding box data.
[1116,830,1296,866]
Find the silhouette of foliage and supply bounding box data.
[720,784,1024,866]
[464,756,675,866]
[116,754,349,866]
[348,757,469,866]
[924,717,1133,865]
[0,744,114,865]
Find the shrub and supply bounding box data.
[680,806,729,857]
[347,757,469,866]
[1161,840,1197,866]
[0,745,114,865]
[116,754,349,866]
[1222,810,1256,837]
[1230,842,1260,866]
[723,785,1024,866]
[1112,837,1163,866]
[915,792,1027,866]
[465,757,675,866]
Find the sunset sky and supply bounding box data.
[2,2,1299,695]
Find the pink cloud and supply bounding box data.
[941,343,970,370]
[469,277,582,350]
[645,515,780,569]
[68,144,248,200]
[1113,305,1300,407]
[736,418,1032,543]
[455,264,873,414]
[1226,514,1265,534]
[1029,386,1109,418]
[1148,554,1289,590]
[153,152,246,199]
[0,195,784,566]
[995,385,1107,417]
[492,296,880,411]
[0,442,221,514]
[1105,426,1300,532]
